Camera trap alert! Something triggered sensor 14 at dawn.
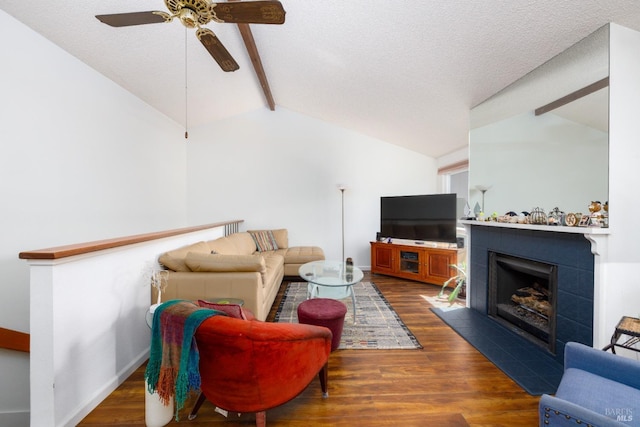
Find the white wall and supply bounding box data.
[186,108,439,268]
[597,23,640,348]
[0,9,188,423]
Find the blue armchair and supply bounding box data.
[539,342,640,426]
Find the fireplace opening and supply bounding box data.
[488,252,557,354]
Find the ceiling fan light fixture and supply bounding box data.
[166,0,213,26]
[178,8,200,28]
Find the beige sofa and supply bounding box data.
[154,229,324,321]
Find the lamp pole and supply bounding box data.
[340,187,345,262]
[475,185,492,213]
[338,185,346,262]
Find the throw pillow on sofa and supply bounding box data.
[247,229,289,249]
[249,230,279,252]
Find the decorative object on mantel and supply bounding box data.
[469,200,609,228]
[495,211,520,223]
[463,201,472,218]
[578,213,591,227]
[473,202,482,217]
[588,200,604,228]
[565,213,579,227]
[529,207,548,225]
[547,207,565,226]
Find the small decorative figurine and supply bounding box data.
[518,212,529,224]
[529,207,548,225]
[565,213,578,227]
[473,202,482,217]
[588,201,603,228]
[548,207,565,226]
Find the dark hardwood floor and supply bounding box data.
[79,273,540,426]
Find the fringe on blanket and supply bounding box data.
[144,299,221,420]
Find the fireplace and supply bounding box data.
[467,224,594,363]
[488,252,557,353]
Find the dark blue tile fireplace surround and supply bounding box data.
[469,225,594,364]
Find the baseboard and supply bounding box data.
[0,411,30,426]
[60,348,149,427]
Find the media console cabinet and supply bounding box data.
[370,241,459,286]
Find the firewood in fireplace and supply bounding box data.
[511,284,551,317]
[514,283,549,299]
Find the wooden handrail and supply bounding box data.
[19,220,243,260]
[0,327,29,353]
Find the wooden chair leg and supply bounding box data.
[187,392,207,420]
[255,411,266,427]
[319,362,328,398]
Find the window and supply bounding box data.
[438,161,469,218]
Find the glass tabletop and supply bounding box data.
[299,260,364,286]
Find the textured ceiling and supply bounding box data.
[2,0,640,158]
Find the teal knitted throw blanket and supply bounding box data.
[144,300,220,419]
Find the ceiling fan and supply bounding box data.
[95,0,286,72]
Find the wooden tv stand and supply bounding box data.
[370,241,458,286]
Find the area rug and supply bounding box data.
[275,282,422,350]
[431,306,563,396]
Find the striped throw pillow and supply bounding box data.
[249,230,279,252]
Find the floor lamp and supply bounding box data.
[476,185,492,213]
[338,185,346,262]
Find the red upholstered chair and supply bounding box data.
[188,314,332,426]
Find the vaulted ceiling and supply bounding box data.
[2,1,640,158]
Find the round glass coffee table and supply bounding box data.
[299,260,364,323]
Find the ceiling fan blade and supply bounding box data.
[95,11,171,27]
[211,1,286,24]
[196,28,240,72]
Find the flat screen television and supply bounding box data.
[380,193,457,243]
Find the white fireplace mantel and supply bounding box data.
[458,219,610,235]
[459,219,610,256]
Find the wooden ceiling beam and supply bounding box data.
[237,24,276,110]
[535,77,609,116]
[228,0,276,111]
